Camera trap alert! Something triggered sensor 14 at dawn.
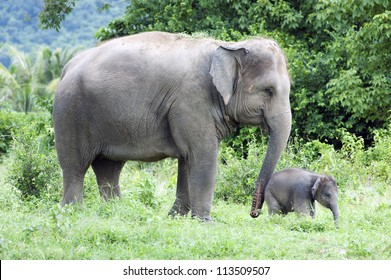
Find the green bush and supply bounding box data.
[0,110,40,156]
[363,123,391,193]
[133,174,159,208]
[7,117,61,200]
[119,165,162,209]
[223,127,263,158]
[216,138,266,204]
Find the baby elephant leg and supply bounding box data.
[309,202,316,218]
[294,201,315,217]
[266,194,283,215]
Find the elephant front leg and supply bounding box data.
[309,202,316,218]
[266,194,283,215]
[187,151,218,221]
[294,201,314,217]
[169,158,191,217]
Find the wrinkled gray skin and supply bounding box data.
[53,32,291,221]
[265,168,339,226]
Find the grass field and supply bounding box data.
[1,158,390,260]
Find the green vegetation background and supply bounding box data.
[0,0,390,259]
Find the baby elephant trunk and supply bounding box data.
[331,204,339,228]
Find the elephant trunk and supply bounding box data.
[250,111,291,218]
[331,204,339,228]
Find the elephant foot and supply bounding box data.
[168,202,191,218]
[99,185,121,201]
[168,210,187,219]
[191,214,213,222]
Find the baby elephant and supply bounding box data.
[265,168,339,226]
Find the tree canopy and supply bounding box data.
[40,0,391,145]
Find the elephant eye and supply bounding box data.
[264,88,273,97]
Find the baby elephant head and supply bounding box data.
[311,175,339,226]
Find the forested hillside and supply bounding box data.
[0,0,126,66]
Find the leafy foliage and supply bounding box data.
[39,0,77,31]
[217,140,263,204]
[7,114,61,200]
[0,110,43,156]
[95,0,308,41]
[128,170,160,208]
[303,0,391,142]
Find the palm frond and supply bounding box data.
[6,45,33,83]
[1,44,79,112]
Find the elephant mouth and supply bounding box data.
[259,110,270,134]
[260,116,270,134]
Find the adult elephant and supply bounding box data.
[53,31,291,221]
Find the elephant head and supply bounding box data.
[209,39,292,218]
[311,175,339,226]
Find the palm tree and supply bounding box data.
[0,45,79,113]
[36,46,80,93]
[0,45,37,113]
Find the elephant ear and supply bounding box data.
[209,46,249,105]
[311,176,322,199]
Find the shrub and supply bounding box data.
[222,127,263,158]
[133,175,158,208]
[363,123,391,190]
[216,138,266,204]
[0,110,41,156]
[120,167,161,209]
[7,117,61,200]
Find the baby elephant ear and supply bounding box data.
[209,46,248,105]
[311,177,322,199]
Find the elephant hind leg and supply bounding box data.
[91,158,125,201]
[169,158,191,217]
[61,167,89,206]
